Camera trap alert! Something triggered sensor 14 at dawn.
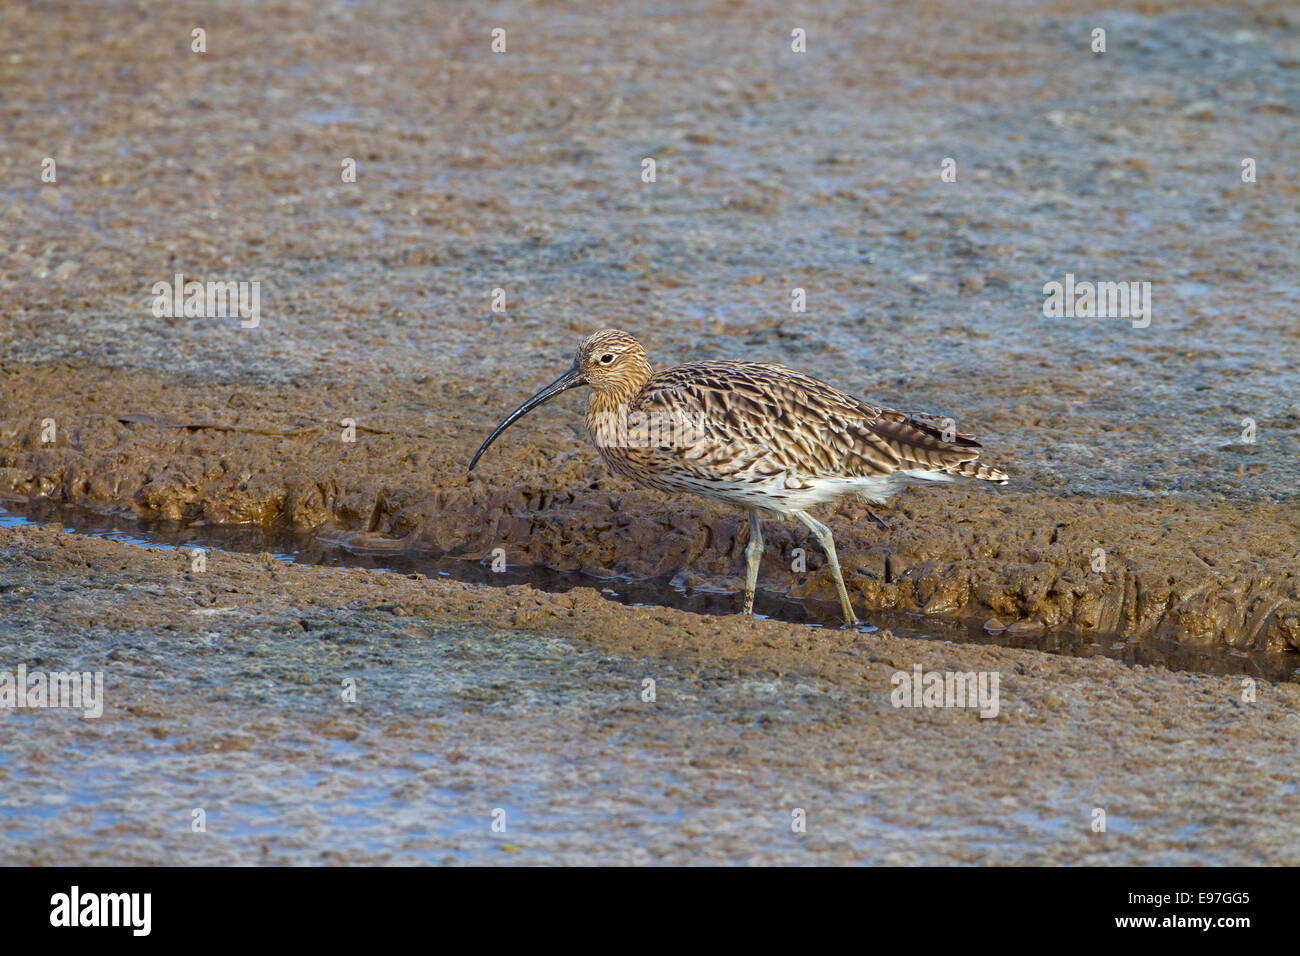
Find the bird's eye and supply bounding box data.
[600,353,615,364]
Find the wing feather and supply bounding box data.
[634,362,985,479]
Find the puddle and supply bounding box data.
[2,499,1294,683]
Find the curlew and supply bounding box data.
[468,330,1007,625]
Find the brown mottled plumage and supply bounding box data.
[469,329,1007,626]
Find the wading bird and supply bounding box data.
[469,330,1006,625]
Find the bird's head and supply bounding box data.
[468,329,652,470]
[573,328,651,393]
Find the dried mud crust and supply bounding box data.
[2,363,1297,650]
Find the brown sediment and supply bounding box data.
[2,0,1300,864]
[2,520,1299,864]
[2,362,1297,650]
[3,0,1296,652]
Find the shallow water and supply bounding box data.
[0,613,1153,865]
[0,619,823,864]
[3,500,1294,683]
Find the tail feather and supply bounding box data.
[944,459,1008,484]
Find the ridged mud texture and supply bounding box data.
[2,363,1297,650]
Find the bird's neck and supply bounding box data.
[589,361,653,412]
[585,362,653,441]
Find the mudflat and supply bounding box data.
[0,0,1297,863]
[2,521,1298,864]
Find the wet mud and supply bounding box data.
[6,500,1295,682]
[2,362,1298,652]
[2,1,1298,653]
[2,521,1298,865]
[1,0,1299,862]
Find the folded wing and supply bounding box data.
[634,362,988,479]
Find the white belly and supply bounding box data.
[655,469,953,514]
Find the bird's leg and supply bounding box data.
[794,510,860,626]
[743,509,763,616]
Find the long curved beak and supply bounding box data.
[468,364,587,470]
